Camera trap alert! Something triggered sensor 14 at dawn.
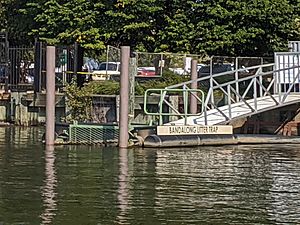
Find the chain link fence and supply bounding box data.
[103,46,273,78]
[134,52,208,77]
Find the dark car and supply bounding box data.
[198,64,234,77]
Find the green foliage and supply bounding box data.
[65,79,92,122]
[2,0,300,56]
[83,81,120,95]
[0,0,6,31]
[22,0,106,48]
[1,0,34,45]
[65,71,188,120]
[192,0,299,56]
[80,71,189,96]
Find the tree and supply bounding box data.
[23,0,106,48]
[102,0,162,51]
[151,0,197,53]
[2,0,300,57]
[192,0,299,56]
[0,0,35,45]
[0,0,6,31]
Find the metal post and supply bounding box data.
[128,57,136,125]
[209,57,214,108]
[160,53,163,76]
[253,77,257,112]
[46,46,56,146]
[274,53,279,95]
[5,34,9,92]
[106,45,110,65]
[183,85,188,125]
[227,85,231,119]
[259,57,263,97]
[288,42,293,52]
[74,42,84,87]
[190,59,198,114]
[119,46,130,148]
[235,57,239,102]
[34,41,42,93]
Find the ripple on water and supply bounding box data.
[1,128,300,224]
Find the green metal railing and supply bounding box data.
[69,122,119,144]
[144,87,205,125]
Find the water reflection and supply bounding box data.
[116,149,129,224]
[40,145,57,224]
[266,147,300,224]
[1,127,300,224]
[151,145,300,224]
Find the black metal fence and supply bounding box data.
[0,32,82,93]
[39,43,76,92]
[0,33,9,90]
[8,46,35,91]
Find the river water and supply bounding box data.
[0,127,300,224]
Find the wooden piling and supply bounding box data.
[119,46,130,148]
[190,59,198,114]
[46,46,56,145]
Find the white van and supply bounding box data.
[91,62,120,81]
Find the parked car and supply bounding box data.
[198,63,234,77]
[169,64,207,75]
[137,67,156,76]
[91,62,120,81]
[197,63,206,71]
[169,68,188,75]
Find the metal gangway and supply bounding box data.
[144,52,300,126]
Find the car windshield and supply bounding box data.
[98,63,118,71]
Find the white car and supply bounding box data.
[169,68,189,75]
[92,62,120,81]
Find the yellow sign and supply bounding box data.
[157,125,233,135]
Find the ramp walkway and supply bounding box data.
[170,94,300,126]
[144,53,300,126]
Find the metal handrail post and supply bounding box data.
[204,108,208,125]
[235,57,239,102]
[203,87,213,125]
[258,67,263,97]
[210,57,215,108]
[183,85,188,125]
[227,85,232,119]
[282,70,300,103]
[274,53,282,102]
[253,77,257,112]
[159,89,166,125]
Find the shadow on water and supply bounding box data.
[0,127,300,224]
